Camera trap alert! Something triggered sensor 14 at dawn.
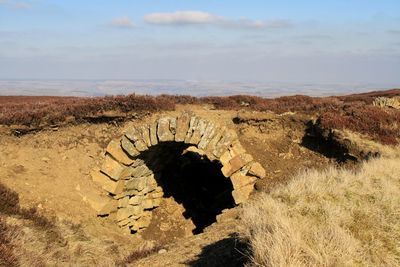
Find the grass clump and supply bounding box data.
[241,156,400,267]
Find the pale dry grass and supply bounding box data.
[340,130,400,158]
[241,156,400,267]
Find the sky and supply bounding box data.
[0,0,400,84]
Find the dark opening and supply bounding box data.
[138,142,236,234]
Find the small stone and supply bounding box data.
[198,122,217,149]
[158,249,167,254]
[92,170,124,195]
[100,155,125,181]
[125,176,148,191]
[131,165,152,178]
[116,205,143,222]
[221,154,253,177]
[175,112,192,142]
[184,116,199,143]
[125,127,148,152]
[248,162,266,178]
[149,122,159,146]
[229,172,257,190]
[142,199,154,210]
[230,141,247,157]
[150,191,164,199]
[232,184,254,204]
[106,139,134,166]
[121,136,140,157]
[128,195,143,206]
[117,218,130,227]
[213,129,237,158]
[136,211,152,228]
[157,117,175,142]
[189,118,208,145]
[219,151,232,165]
[140,125,152,147]
[118,196,130,208]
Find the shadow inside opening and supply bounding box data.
[138,142,236,234]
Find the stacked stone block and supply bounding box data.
[92,111,266,232]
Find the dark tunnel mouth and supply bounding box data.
[138,142,236,234]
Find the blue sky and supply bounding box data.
[0,0,399,84]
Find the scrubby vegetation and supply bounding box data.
[241,156,400,267]
[0,94,175,126]
[1,89,399,144]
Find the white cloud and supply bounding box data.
[144,11,222,25]
[143,10,291,29]
[109,16,135,28]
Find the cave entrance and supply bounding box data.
[138,142,235,235]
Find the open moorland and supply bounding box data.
[0,89,399,266]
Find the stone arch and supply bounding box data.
[91,112,266,233]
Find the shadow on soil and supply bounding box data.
[186,233,250,267]
[301,121,357,163]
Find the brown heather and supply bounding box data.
[1,89,399,144]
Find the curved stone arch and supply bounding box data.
[91,112,266,232]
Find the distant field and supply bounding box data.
[1,89,399,144]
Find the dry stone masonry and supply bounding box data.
[91,112,266,233]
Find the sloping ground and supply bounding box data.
[0,106,338,266]
[241,155,400,267]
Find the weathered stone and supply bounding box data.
[146,174,157,187]
[140,125,152,147]
[142,199,155,210]
[219,151,233,166]
[113,189,140,199]
[232,184,254,204]
[153,198,162,207]
[221,154,253,177]
[121,136,140,157]
[125,176,148,191]
[206,126,224,152]
[117,218,130,227]
[119,167,135,180]
[92,170,124,195]
[213,129,238,158]
[150,191,164,199]
[85,192,118,216]
[116,205,143,221]
[128,195,143,206]
[125,127,148,152]
[101,155,125,181]
[229,141,247,157]
[118,196,129,208]
[247,162,266,178]
[154,186,163,193]
[229,172,257,190]
[175,112,192,142]
[149,121,158,146]
[157,117,175,142]
[131,165,152,178]
[184,116,199,143]
[169,117,177,135]
[189,118,208,145]
[106,139,134,166]
[198,122,217,149]
[136,211,152,229]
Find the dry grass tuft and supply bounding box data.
[241,156,400,267]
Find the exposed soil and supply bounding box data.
[0,105,355,265]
